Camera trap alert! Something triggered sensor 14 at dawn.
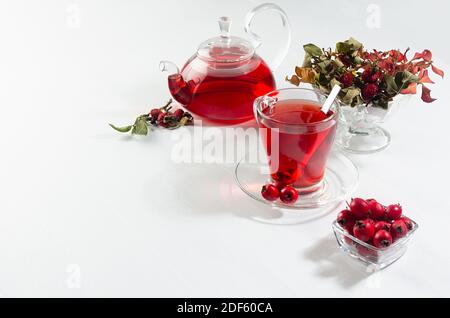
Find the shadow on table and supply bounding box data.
[170,164,338,225]
[233,200,340,225]
[303,235,371,288]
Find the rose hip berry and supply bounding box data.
[337,54,352,67]
[374,221,391,232]
[157,112,168,127]
[150,108,161,120]
[353,219,375,242]
[337,210,356,231]
[362,67,382,83]
[339,72,354,88]
[400,217,414,231]
[261,184,279,202]
[373,230,393,248]
[367,199,385,220]
[173,109,185,121]
[390,220,408,239]
[349,198,370,219]
[386,204,402,220]
[362,83,379,101]
[280,186,299,204]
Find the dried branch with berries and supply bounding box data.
[109,99,193,136]
[286,38,444,109]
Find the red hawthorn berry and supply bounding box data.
[362,83,379,101]
[386,204,402,220]
[400,217,414,231]
[157,112,169,128]
[390,220,408,240]
[370,70,382,82]
[349,198,370,220]
[362,67,382,83]
[337,54,352,67]
[374,221,391,233]
[353,219,375,242]
[261,184,280,201]
[337,210,356,231]
[339,72,354,88]
[367,199,386,220]
[279,186,299,204]
[362,68,371,82]
[373,230,393,248]
[150,108,161,121]
[380,60,396,74]
[173,109,185,121]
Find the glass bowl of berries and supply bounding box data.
[332,198,418,270]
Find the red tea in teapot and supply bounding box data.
[167,55,275,124]
[162,5,291,125]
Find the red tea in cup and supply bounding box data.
[255,89,338,193]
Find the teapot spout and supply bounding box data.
[160,60,192,106]
[159,60,180,75]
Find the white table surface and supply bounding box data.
[1,0,450,297]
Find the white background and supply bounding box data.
[1,0,450,297]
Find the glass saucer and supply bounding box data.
[234,150,359,210]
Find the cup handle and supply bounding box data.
[244,3,292,71]
[253,96,264,125]
[253,95,277,124]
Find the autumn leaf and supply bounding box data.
[412,52,423,60]
[295,67,315,83]
[431,64,444,78]
[286,75,300,86]
[419,69,434,84]
[303,43,322,57]
[421,50,432,62]
[412,50,432,62]
[400,83,417,95]
[421,85,436,103]
[109,124,133,133]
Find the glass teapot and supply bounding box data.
[160,3,291,125]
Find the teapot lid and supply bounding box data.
[197,17,255,63]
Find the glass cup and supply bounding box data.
[254,88,339,194]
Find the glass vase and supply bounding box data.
[335,96,408,154]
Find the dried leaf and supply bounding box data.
[412,52,423,60]
[341,87,361,105]
[303,43,322,57]
[286,75,300,86]
[421,49,432,62]
[431,64,444,78]
[400,83,417,95]
[302,53,312,67]
[419,70,434,84]
[109,124,133,133]
[131,117,148,135]
[347,37,363,50]
[421,85,436,103]
[336,42,351,54]
[385,75,398,95]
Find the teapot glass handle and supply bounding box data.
[244,3,291,71]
